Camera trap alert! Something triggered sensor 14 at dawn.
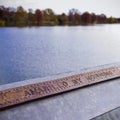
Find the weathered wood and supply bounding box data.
[0,67,120,109]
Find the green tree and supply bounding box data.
[0,6,6,26]
[16,6,28,26]
[74,13,81,25]
[57,13,68,25]
[108,16,117,23]
[43,8,58,25]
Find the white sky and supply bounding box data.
[0,0,120,17]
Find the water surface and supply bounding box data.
[0,24,120,85]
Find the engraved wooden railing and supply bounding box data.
[0,66,120,109]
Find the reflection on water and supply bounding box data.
[0,24,120,85]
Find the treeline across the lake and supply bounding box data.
[0,5,120,27]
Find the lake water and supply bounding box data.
[0,24,120,85]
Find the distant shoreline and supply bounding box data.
[0,23,120,28]
[0,6,120,27]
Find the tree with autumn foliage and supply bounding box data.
[0,5,120,27]
[35,9,43,26]
[81,12,92,24]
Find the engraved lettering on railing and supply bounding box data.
[86,71,114,82]
[24,84,52,97]
[61,81,69,87]
[0,67,120,109]
[71,76,82,86]
[56,79,70,90]
[50,84,59,92]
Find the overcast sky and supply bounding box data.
[0,0,120,17]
